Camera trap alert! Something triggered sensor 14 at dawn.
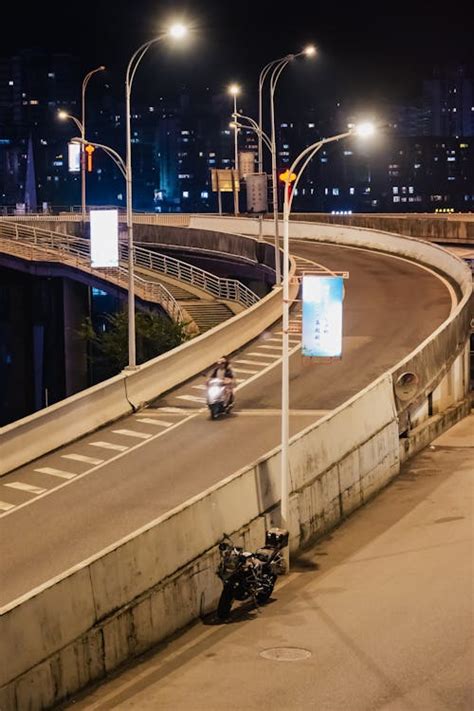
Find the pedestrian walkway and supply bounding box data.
[64,414,473,711]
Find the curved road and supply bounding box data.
[0,241,454,606]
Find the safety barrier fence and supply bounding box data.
[0,219,259,308]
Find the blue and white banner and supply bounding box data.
[302,275,344,357]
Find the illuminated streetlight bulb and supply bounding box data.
[169,23,187,39]
[58,110,68,120]
[304,44,316,56]
[228,83,240,96]
[355,122,375,137]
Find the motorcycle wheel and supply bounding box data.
[210,404,219,420]
[217,586,234,619]
[256,578,275,605]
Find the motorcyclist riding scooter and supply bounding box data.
[206,356,235,419]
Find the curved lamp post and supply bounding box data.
[279,122,375,567]
[258,46,316,285]
[81,66,106,222]
[228,83,241,215]
[125,22,188,368]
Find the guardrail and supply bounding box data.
[0,219,259,308]
[0,221,186,326]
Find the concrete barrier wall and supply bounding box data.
[0,373,401,710]
[1,218,471,709]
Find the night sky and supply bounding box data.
[2,1,473,110]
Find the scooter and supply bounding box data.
[206,377,234,419]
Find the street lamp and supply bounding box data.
[125,22,188,369]
[81,66,106,223]
[279,122,375,567]
[258,46,316,285]
[228,83,240,215]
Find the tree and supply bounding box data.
[79,310,189,379]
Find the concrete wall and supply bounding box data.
[0,218,471,709]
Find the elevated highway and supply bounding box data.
[0,216,471,710]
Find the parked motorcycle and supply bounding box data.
[216,528,289,619]
[206,377,234,419]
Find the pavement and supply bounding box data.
[64,414,474,711]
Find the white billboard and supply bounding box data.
[90,209,119,268]
[245,173,268,213]
[302,275,344,357]
[68,142,81,173]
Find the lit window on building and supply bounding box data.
[280,123,288,128]
[183,191,189,198]
[208,159,216,165]
[343,150,352,156]
[181,130,190,135]
[201,191,209,199]
[393,187,398,194]
[320,157,328,163]
[332,188,339,196]
[409,186,414,194]
[8,80,13,86]
[48,73,55,79]
[308,123,315,128]
[349,187,355,195]
[447,157,456,162]
[393,196,400,203]
[30,100,39,105]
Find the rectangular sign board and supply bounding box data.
[302,275,344,357]
[210,168,240,192]
[68,142,81,173]
[90,209,119,268]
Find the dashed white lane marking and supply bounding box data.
[153,407,188,413]
[4,482,47,495]
[89,441,129,452]
[35,467,76,480]
[135,418,173,427]
[176,395,206,403]
[0,501,15,511]
[247,351,280,359]
[235,358,271,367]
[112,429,152,440]
[233,367,258,374]
[62,454,104,465]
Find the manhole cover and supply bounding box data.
[260,647,312,662]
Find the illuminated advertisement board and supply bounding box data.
[68,142,81,173]
[90,209,119,268]
[302,275,344,357]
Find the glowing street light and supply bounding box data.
[257,46,317,284]
[228,83,241,215]
[124,21,189,369]
[279,122,375,568]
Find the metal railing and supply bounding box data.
[0,221,186,326]
[0,219,260,308]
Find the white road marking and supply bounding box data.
[112,429,152,440]
[89,441,129,452]
[176,395,206,403]
[235,358,271,366]
[153,407,189,413]
[247,351,280,359]
[233,367,258,374]
[62,454,104,465]
[4,482,47,495]
[35,467,76,480]
[192,385,207,390]
[135,418,173,427]
[0,413,198,519]
[259,345,283,351]
[0,501,15,511]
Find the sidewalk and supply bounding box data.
[66,415,474,711]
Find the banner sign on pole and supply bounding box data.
[90,209,119,268]
[67,142,81,173]
[302,275,344,357]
